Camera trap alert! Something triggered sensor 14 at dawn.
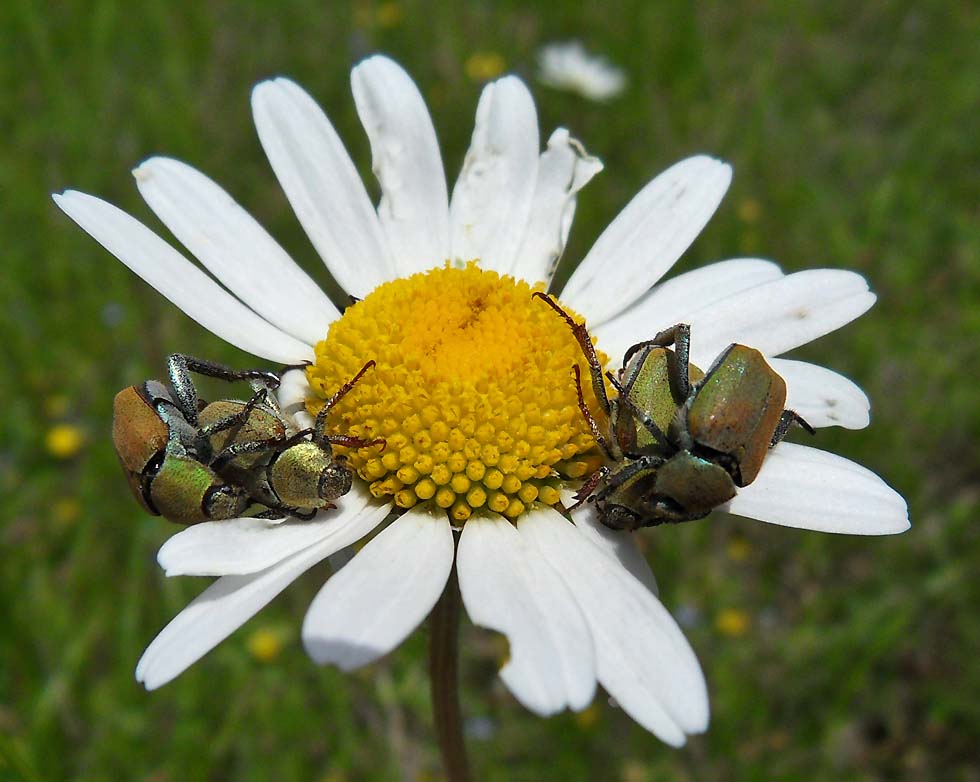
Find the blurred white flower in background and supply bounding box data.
[537,41,626,101]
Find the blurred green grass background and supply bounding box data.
[2,0,978,780]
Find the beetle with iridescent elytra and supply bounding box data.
[112,354,382,524]
[111,355,277,524]
[200,359,384,520]
[533,293,814,531]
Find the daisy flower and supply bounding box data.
[537,41,627,102]
[54,55,908,748]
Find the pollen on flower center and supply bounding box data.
[305,262,606,523]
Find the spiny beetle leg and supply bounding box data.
[254,508,287,521]
[622,323,692,402]
[212,434,298,469]
[595,455,664,499]
[167,353,202,425]
[279,360,312,375]
[770,410,816,447]
[198,388,269,438]
[174,353,282,390]
[532,292,611,416]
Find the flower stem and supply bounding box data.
[429,560,470,782]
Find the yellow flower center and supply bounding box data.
[305,262,605,523]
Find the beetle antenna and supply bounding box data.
[571,365,614,460]
[532,292,611,415]
[313,360,377,446]
[322,434,387,452]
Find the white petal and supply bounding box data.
[568,496,658,595]
[770,358,870,430]
[449,76,539,274]
[53,191,313,364]
[514,128,603,285]
[136,531,339,690]
[351,55,450,277]
[457,515,596,715]
[519,510,708,745]
[724,443,909,535]
[686,270,876,367]
[133,157,338,345]
[276,367,316,430]
[158,486,386,576]
[593,258,784,365]
[561,156,732,326]
[303,505,454,671]
[252,78,393,296]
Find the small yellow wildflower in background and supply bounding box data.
[45,424,85,459]
[321,769,350,782]
[574,703,601,730]
[465,51,506,82]
[716,609,750,637]
[247,627,285,662]
[737,198,762,223]
[376,1,402,27]
[726,536,751,562]
[53,498,81,526]
[620,759,651,782]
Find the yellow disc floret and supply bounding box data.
[306,262,605,522]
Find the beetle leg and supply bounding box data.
[532,292,611,416]
[644,498,710,526]
[253,508,287,521]
[770,410,816,447]
[198,389,270,437]
[253,504,318,522]
[166,353,203,425]
[569,465,609,510]
[286,507,318,521]
[212,430,310,469]
[594,455,664,501]
[278,360,312,374]
[312,360,377,446]
[175,353,283,390]
[623,324,692,402]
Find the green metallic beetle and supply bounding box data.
[112,355,381,524]
[111,355,277,524]
[197,359,383,520]
[533,293,814,531]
